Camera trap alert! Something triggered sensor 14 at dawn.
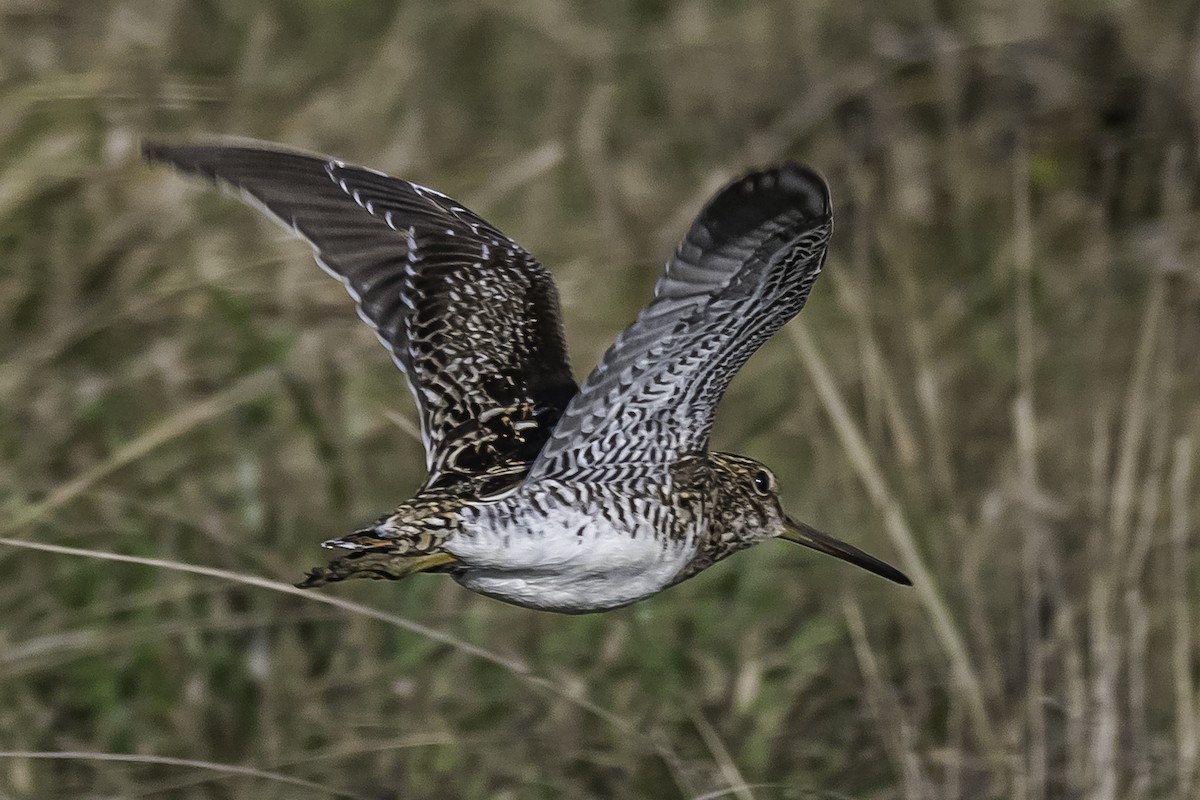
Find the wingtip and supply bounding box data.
[140,140,163,162]
[140,136,333,174]
[141,140,181,168]
[775,162,831,220]
[140,140,207,178]
[699,162,833,245]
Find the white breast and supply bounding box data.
[444,487,699,613]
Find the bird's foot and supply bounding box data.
[295,550,458,588]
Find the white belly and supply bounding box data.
[444,490,699,613]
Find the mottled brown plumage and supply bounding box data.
[147,141,911,612]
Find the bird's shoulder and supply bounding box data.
[669,453,718,495]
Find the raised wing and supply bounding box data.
[529,163,831,482]
[144,142,577,487]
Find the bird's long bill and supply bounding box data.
[781,517,912,585]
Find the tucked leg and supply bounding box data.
[297,551,458,588]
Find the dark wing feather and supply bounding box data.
[144,142,577,486]
[528,163,831,482]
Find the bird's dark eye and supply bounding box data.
[752,470,773,495]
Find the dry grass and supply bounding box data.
[1,1,1198,798]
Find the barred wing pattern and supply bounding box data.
[144,143,577,486]
[529,164,831,483]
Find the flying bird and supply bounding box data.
[145,141,911,613]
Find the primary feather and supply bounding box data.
[143,142,578,488]
[530,164,831,482]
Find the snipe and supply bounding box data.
[146,142,911,613]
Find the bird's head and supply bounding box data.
[706,452,911,585]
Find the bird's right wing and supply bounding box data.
[145,142,578,487]
[528,164,831,483]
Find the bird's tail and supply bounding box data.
[297,496,464,587]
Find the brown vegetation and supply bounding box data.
[1,2,1197,797]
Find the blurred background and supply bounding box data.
[2,1,1198,798]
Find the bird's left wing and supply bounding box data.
[145,142,578,487]
[528,164,831,483]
